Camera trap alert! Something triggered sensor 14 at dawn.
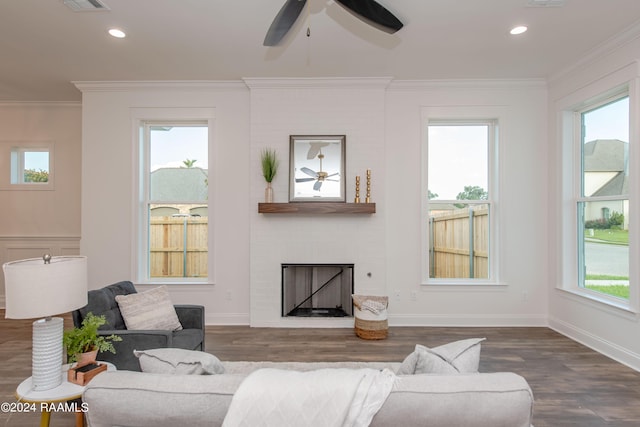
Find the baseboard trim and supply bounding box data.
[206,313,250,325]
[226,314,548,328]
[388,314,548,327]
[549,315,640,372]
[249,317,354,328]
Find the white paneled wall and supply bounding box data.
[247,78,389,327]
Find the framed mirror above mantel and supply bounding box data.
[289,135,346,202]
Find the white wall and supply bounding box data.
[547,33,640,370]
[0,103,82,306]
[386,80,548,326]
[247,78,390,327]
[78,83,251,325]
[75,78,550,328]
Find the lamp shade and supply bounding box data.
[3,256,88,319]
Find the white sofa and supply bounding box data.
[83,360,534,427]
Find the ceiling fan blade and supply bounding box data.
[300,167,318,177]
[296,177,317,183]
[326,172,340,178]
[264,0,308,46]
[334,0,403,33]
[313,180,323,191]
[307,142,330,159]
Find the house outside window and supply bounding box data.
[137,121,209,283]
[425,120,498,283]
[577,95,629,300]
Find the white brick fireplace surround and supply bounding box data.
[247,78,389,327]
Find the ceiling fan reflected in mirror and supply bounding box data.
[295,142,340,191]
[263,0,404,46]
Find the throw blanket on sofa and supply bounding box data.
[222,368,396,427]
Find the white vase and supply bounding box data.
[265,182,273,203]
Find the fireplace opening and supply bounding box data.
[282,264,354,317]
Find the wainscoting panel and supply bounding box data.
[0,236,81,307]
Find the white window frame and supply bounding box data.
[575,94,629,292]
[0,142,54,190]
[131,108,215,285]
[556,64,639,313]
[421,106,503,286]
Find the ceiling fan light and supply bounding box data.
[510,26,528,35]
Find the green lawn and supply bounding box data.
[585,229,628,244]
[585,284,629,299]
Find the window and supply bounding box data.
[577,94,629,300]
[426,121,497,282]
[138,122,209,282]
[3,143,54,190]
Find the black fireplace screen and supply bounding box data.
[281,264,354,317]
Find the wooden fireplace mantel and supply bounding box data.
[258,202,376,214]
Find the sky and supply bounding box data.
[23,151,49,172]
[583,96,628,142]
[149,126,208,171]
[428,125,488,200]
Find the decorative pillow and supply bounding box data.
[115,286,183,331]
[134,348,225,375]
[397,338,486,375]
[396,349,419,375]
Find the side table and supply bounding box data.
[15,362,115,427]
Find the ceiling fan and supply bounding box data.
[264,0,404,46]
[295,142,340,191]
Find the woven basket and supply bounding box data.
[352,295,389,340]
[354,317,388,340]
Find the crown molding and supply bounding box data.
[242,77,394,90]
[388,78,547,91]
[73,80,247,93]
[549,20,640,84]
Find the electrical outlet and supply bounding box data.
[394,290,401,300]
[225,290,232,301]
[410,291,417,301]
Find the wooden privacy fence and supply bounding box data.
[149,216,207,278]
[429,206,488,278]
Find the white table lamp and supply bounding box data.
[3,255,88,391]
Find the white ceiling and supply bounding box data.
[2,0,640,102]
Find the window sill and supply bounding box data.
[0,183,55,191]
[135,279,212,287]
[421,281,506,287]
[556,287,639,316]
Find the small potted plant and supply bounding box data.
[260,148,278,203]
[63,312,122,365]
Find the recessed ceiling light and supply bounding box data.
[108,28,126,38]
[510,26,528,35]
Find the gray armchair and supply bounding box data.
[72,281,205,371]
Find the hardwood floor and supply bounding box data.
[1,312,639,426]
